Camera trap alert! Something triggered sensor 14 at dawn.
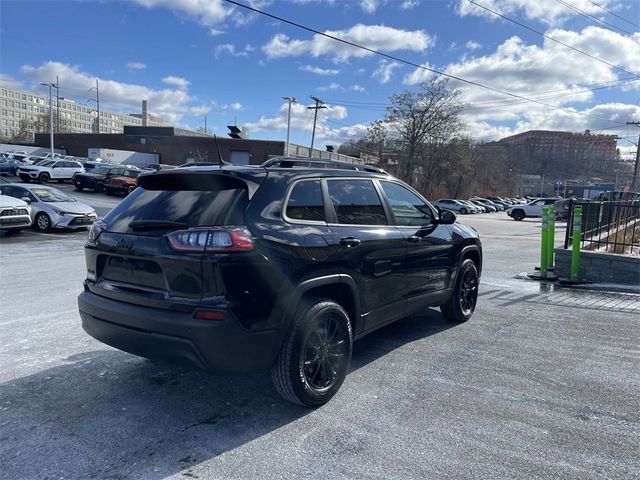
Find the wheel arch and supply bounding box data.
[283,274,361,336]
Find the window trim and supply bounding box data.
[281,178,328,226]
[325,177,390,227]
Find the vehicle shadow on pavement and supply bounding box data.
[0,309,457,479]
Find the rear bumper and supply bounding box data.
[78,290,282,374]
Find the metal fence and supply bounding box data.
[563,200,640,254]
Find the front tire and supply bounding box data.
[38,172,50,184]
[460,208,467,214]
[441,259,479,323]
[271,298,352,407]
[34,212,52,232]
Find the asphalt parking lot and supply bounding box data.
[1,183,639,480]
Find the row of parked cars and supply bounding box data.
[431,196,528,214]
[0,176,98,233]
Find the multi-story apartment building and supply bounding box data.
[500,129,617,162]
[0,86,182,140]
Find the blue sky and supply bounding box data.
[1,0,639,157]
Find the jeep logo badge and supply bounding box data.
[116,238,133,250]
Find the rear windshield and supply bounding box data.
[103,181,249,234]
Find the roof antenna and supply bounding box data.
[214,134,230,166]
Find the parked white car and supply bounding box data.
[0,194,32,233]
[18,159,84,183]
[506,198,559,221]
[0,183,96,231]
[431,199,474,214]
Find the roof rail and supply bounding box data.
[261,156,388,175]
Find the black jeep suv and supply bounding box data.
[78,158,481,406]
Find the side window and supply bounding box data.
[379,181,434,226]
[285,180,325,222]
[327,179,387,225]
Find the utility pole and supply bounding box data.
[89,79,100,133]
[56,75,60,133]
[204,116,207,135]
[627,121,639,190]
[307,96,326,157]
[282,96,296,156]
[40,83,55,158]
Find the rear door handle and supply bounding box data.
[407,235,421,243]
[339,237,361,248]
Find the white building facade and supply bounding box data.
[0,86,168,139]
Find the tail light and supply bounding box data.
[87,220,106,244]
[166,228,254,253]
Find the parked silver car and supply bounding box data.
[0,183,97,231]
[431,199,474,214]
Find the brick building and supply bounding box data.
[500,129,617,162]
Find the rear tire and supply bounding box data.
[511,209,525,221]
[271,298,352,407]
[127,185,136,195]
[441,259,479,323]
[95,182,104,192]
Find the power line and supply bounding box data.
[554,0,638,38]
[224,0,630,127]
[585,0,640,29]
[465,0,639,77]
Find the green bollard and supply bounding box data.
[547,206,555,270]
[540,206,549,278]
[571,206,582,282]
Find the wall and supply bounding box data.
[34,133,286,165]
[554,248,640,284]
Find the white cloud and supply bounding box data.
[262,24,433,62]
[209,28,225,36]
[361,0,378,13]
[19,61,210,125]
[221,102,244,111]
[132,0,231,26]
[372,60,402,84]
[402,63,435,85]
[214,43,256,58]
[0,73,23,89]
[243,100,367,145]
[456,0,610,26]
[400,0,419,9]
[318,82,343,92]
[350,84,366,92]
[300,65,340,76]
[162,75,190,89]
[466,40,482,50]
[127,62,147,71]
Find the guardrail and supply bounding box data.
[563,200,640,255]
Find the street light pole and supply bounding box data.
[40,83,55,158]
[282,96,296,157]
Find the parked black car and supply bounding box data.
[78,158,482,406]
[73,165,135,192]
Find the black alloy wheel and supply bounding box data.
[38,172,50,183]
[272,298,352,407]
[127,185,136,195]
[441,259,479,323]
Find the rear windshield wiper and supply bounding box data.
[129,220,189,231]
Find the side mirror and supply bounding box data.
[21,197,31,203]
[438,209,456,224]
